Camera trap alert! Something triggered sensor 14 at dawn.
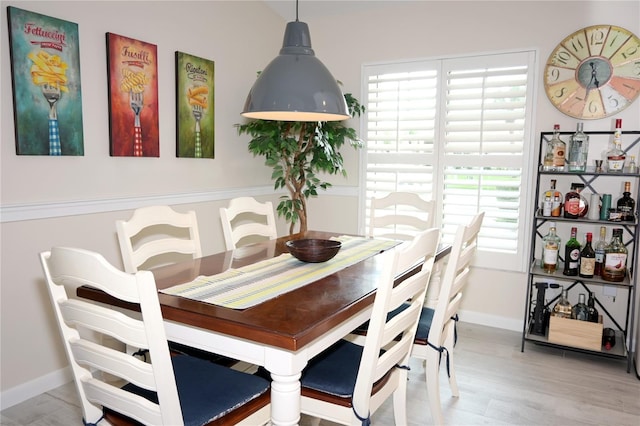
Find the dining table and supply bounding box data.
[78,230,450,426]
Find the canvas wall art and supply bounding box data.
[106,32,159,157]
[175,51,215,158]
[7,6,84,156]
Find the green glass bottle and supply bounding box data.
[562,227,580,276]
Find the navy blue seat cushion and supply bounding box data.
[300,340,363,398]
[120,354,269,426]
[354,304,434,343]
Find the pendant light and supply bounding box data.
[241,0,349,122]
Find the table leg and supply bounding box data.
[269,372,301,426]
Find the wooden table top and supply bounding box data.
[79,230,449,352]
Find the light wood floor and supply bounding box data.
[2,322,639,425]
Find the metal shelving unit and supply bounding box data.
[521,130,640,372]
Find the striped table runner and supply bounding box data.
[160,236,401,309]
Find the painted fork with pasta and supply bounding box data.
[129,91,144,156]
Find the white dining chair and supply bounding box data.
[411,211,484,425]
[368,191,435,241]
[299,228,440,425]
[220,197,277,250]
[116,205,202,273]
[39,246,270,426]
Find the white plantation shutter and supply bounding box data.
[362,51,536,271]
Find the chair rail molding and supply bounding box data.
[0,185,359,223]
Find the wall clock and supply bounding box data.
[544,24,640,119]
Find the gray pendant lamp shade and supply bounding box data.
[241,21,349,122]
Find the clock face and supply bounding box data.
[544,25,640,119]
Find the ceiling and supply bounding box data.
[262,0,385,21]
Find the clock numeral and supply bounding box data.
[621,44,639,60]
[588,100,601,114]
[554,50,572,66]
[570,39,584,53]
[606,95,620,109]
[553,86,567,99]
[590,29,606,47]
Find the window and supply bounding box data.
[361,51,536,272]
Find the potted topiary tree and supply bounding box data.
[236,93,364,234]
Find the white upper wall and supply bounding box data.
[1,0,284,205]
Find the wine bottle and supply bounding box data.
[579,232,595,278]
[594,226,607,277]
[541,222,561,273]
[606,119,625,172]
[568,122,588,172]
[562,227,580,276]
[616,181,635,222]
[571,293,589,321]
[587,291,599,323]
[602,228,627,282]
[602,327,616,350]
[551,288,572,318]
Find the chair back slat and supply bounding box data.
[369,192,435,241]
[82,380,163,425]
[220,197,278,250]
[60,299,147,349]
[116,205,202,273]
[70,339,156,390]
[352,227,440,416]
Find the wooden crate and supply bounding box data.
[548,316,603,351]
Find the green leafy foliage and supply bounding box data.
[236,93,364,233]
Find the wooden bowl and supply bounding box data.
[285,239,342,263]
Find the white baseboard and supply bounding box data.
[458,309,524,332]
[1,367,72,411]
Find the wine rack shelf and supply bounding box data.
[521,130,640,372]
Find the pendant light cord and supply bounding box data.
[295,0,299,22]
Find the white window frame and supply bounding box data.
[359,50,538,272]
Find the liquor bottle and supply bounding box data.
[562,227,580,276]
[616,181,635,222]
[551,191,562,217]
[541,222,561,273]
[542,136,554,171]
[551,288,572,318]
[587,291,599,323]
[571,293,589,321]
[602,228,627,282]
[594,226,607,277]
[564,183,588,218]
[606,119,625,172]
[542,191,552,217]
[550,124,566,171]
[579,232,595,278]
[568,122,589,172]
[628,155,638,174]
[541,179,558,217]
[602,327,616,350]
